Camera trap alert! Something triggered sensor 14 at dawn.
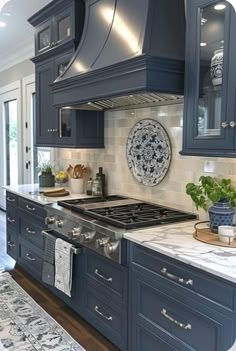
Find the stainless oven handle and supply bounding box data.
[94,306,113,321]
[161,308,192,330]
[161,267,193,286]
[42,230,81,255]
[94,269,113,282]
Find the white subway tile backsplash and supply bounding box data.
[57,104,236,216]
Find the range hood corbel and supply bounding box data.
[52,0,186,111]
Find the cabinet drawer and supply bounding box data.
[133,271,233,351]
[85,249,127,301]
[84,281,127,350]
[6,192,18,207]
[18,239,43,279]
[135,325,189,351]
[6,231,17,260]
[19,197,46,221]
[131,243,235,310]
[20,215,44,250]
[6,206,18,232]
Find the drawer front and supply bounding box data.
[135,325,189,351]
[84,281,127,350]
[6,206,18,232]
[20,215,44,250]
[18,239,43,279]
[131,243,235,310]
[6,192,18,207]
[85,249,127,301]
[6,231,17,260]
[19,197,46,220]
[133,271,233,351]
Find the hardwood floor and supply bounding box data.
[0,210,119,351]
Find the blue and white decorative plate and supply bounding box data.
[126,119,171,186]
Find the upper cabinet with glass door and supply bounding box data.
[181,0,236,157]
[29,0,84,58]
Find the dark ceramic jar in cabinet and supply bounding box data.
[181,0,236,157]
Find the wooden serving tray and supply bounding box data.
[193,222,236,248]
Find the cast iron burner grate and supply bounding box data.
[86,204,197,229]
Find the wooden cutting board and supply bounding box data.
[43,190,70,197]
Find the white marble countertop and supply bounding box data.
[124,221,236,283]
[4,184,90,205]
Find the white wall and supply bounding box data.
[0,59,34,88]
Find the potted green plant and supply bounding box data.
[38,162,55,187]
[186,176,236,232]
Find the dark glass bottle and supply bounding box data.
[96,167,106,197]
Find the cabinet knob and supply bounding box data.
[230,121,236,128]
[221,121,229,128]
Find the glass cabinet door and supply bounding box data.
[54,10,72,45]
[182,0,236,154]
[36,20,53,53]
[197,1,227,138]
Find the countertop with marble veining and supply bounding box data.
[124,221,236,283]
[4,184,90,205]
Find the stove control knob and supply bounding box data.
[81,231,96,243]
[68,226,82,239]
[96,237,109,249]
[104,241,120,255]
[56,219,64,228]
[45,216,55,225]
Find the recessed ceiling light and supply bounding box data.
[200,42,207,47]
[214,3,226,10]
[0,20,6,27]
[2,12,10,16]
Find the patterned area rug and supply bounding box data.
[0,271,85,350]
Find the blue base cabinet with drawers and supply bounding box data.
[6,190,236,351]
[129,242,236,351]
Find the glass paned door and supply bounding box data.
[0,83,22,210]
[4,100,18,186]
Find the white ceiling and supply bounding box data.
[0,0,52,72]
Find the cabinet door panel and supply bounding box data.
[54,50,76,146]
[35,19,53,54]
[35,59,57,145]
[131,269,233,351]
[182,0,236,155]
[54,7,73,46]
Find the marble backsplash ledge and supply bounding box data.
[56,104,236,215]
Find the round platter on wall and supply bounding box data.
[126,119,172,186]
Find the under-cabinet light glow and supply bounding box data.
[200,42,207,47]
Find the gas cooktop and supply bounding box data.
[58,196,197,230]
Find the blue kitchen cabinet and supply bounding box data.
[129,242,236,351]
[181,0,236,157]
[34,50,104,148]
[29,0,84,58]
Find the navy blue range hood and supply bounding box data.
[52,0,186,110]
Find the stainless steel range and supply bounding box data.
[45,196,197,263]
